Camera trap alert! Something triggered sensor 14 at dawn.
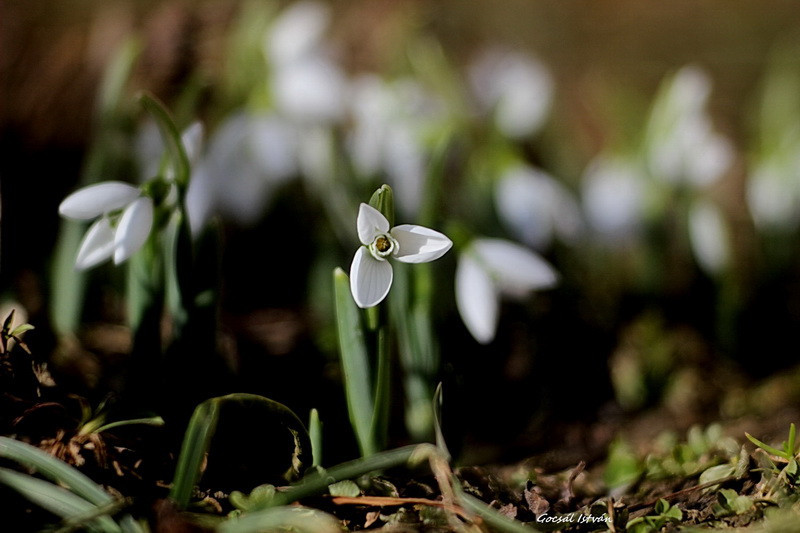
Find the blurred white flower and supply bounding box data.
[456,238,558,344]
[267,0,330,67]
[271,56,347,124]
[347,76,445,215]
[645,65,733,187]
[350,204,452,308]
[187,112,299,233]
[469,48,554,139]
[495,164,583,250]
[687,199,730,275]
[746,154,800,232]
[265,0,346,124]
[59,182,153,270]
[581,155,646,244]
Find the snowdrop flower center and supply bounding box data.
[369,233,398,260]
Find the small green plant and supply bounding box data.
[0,309,34,355]
[626,498,683,533]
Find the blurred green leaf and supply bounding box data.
[0,467,120,533]
[0,437,114,506]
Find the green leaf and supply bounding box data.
[604,437,643,490]
[0,437,114,506]
[432,383,450,460]
[138,92,191,188]
[0,467,120,533]
[458,492,541,533]
[699,463,735,487]
[229,484,277,513]
[328,480,360,497]
[309,408,322,468]
[170,396,221,508]
[333,268,376,457]
[218,506,341,533]
[746,432,790,460]
[169,393,310,509]
[9,323,34,337]
[271,444,433,508]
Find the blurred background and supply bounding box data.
[4,0,800,466]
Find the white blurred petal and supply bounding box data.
[391,225,452,263]
[272,57,346,123]
[113,197,153,264]
[746,161,800,231]
[473,238,558,298]
[688,199,730,275]
[249,115,298,181]
[185,163,215,236]
[581,156,645,242]
[495,165,582,249]
[267,0,330,66]
[356,203,389,245]
[59,182,140,220]
[181,121,204,168]
[75,218,115,270]
[469,48,553,139]
[349,246,393,308]
[685,133,733,187]
[455,252,499,344]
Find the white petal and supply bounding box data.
[391,224,452,263]
[75,218,115,270]
[59,182,141,220]
[356,203,390,245]
[181,121,204,168]
[349,246,393,308]
[688,199,730,275]
[113,197,153,264]
[455,253,499,344]
[473,239,558,298]
[267,0,330,66]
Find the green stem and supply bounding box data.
[371,324,391,451]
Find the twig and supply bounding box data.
[627,475,738,512]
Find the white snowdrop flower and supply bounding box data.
[267,0,331,67]
[646,65,733,187]
[135,120,204,183]
[349,203,452,308]
[59,182,153,270]
[271,56,347,124]
[581,155,646,244]
[495,164,583,250]
[347,76,444,216]
[456,238,558,344]
[687,199,730,275]
[187,112,299,233]
[469,48,554,139]
[746,157,800,232]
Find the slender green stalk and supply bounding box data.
[371,324,391,451]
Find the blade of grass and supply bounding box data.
[272,444,433,507]
[170,393,311,509]
[169,397,221,508]
[333,268,376,457]
[458,492,542,533]
[0,467,120,533]
[0,436,114,506]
